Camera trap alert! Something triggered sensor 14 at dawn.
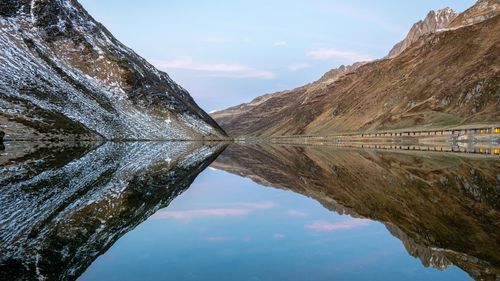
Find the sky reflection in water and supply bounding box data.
[79,167,470,281]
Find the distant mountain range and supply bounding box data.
[0,0,226,141]
[212,0,500,137]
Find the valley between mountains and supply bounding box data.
[1,2,500,281]
[1,0,499,141]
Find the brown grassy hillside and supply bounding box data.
[212,4,500,138]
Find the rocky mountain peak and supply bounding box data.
[388,0,500,59]
[387,7,458,58]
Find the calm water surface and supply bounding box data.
[0,142,498,281]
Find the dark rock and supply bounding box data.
[0,0,22,17]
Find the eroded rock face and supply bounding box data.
[388,0,500,58]
[387,8,458,58]
[212,144,500,280]
[0,141,227,281]
[449,0,500,28]
[0,0,226,141]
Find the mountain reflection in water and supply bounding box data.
[0,142,498,281]
[0,141,227,281]
[212,144,500,280]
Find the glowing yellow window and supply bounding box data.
[494,149,500,155]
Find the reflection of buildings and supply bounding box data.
[355,143,500,156]
[266,126,500,139]
[212,144,500,280]
[262,126,500,150]
[0,142,226,281]
[247,136,500,156]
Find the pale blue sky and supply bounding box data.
[79,0,475,112]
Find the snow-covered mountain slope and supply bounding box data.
[0,0,227,140]
[0,141,227,281]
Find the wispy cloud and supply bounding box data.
[307,48,373,62]
[153,201,275,221]
[288,209,307,217]
[153,58,275,79]
[288,63,311,71]
[273,40,287,46]
[228,201,275,209]
[206,236,229,242]
[154,58,247,72]
[306,219,371,232]
[207,70,275,79]
[273,233,286,239]
[154,208,249,220]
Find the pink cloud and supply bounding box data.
[233,201,275,209]
[204,201,275,209]
[154,58,247,72]
[153,208,249,220]
[153,201,275,221]
[307,48,373,61]
[153,58,275,79]
[306,219,371,232]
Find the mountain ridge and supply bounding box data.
[0,0,226,141]
[387,7,458,58]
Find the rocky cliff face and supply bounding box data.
[449,0,500,28]
[388,0,500,58]
[212,0,500,138]
[387,8,458,58]
[0,0,226,140]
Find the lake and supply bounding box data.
[0,142,499,281]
